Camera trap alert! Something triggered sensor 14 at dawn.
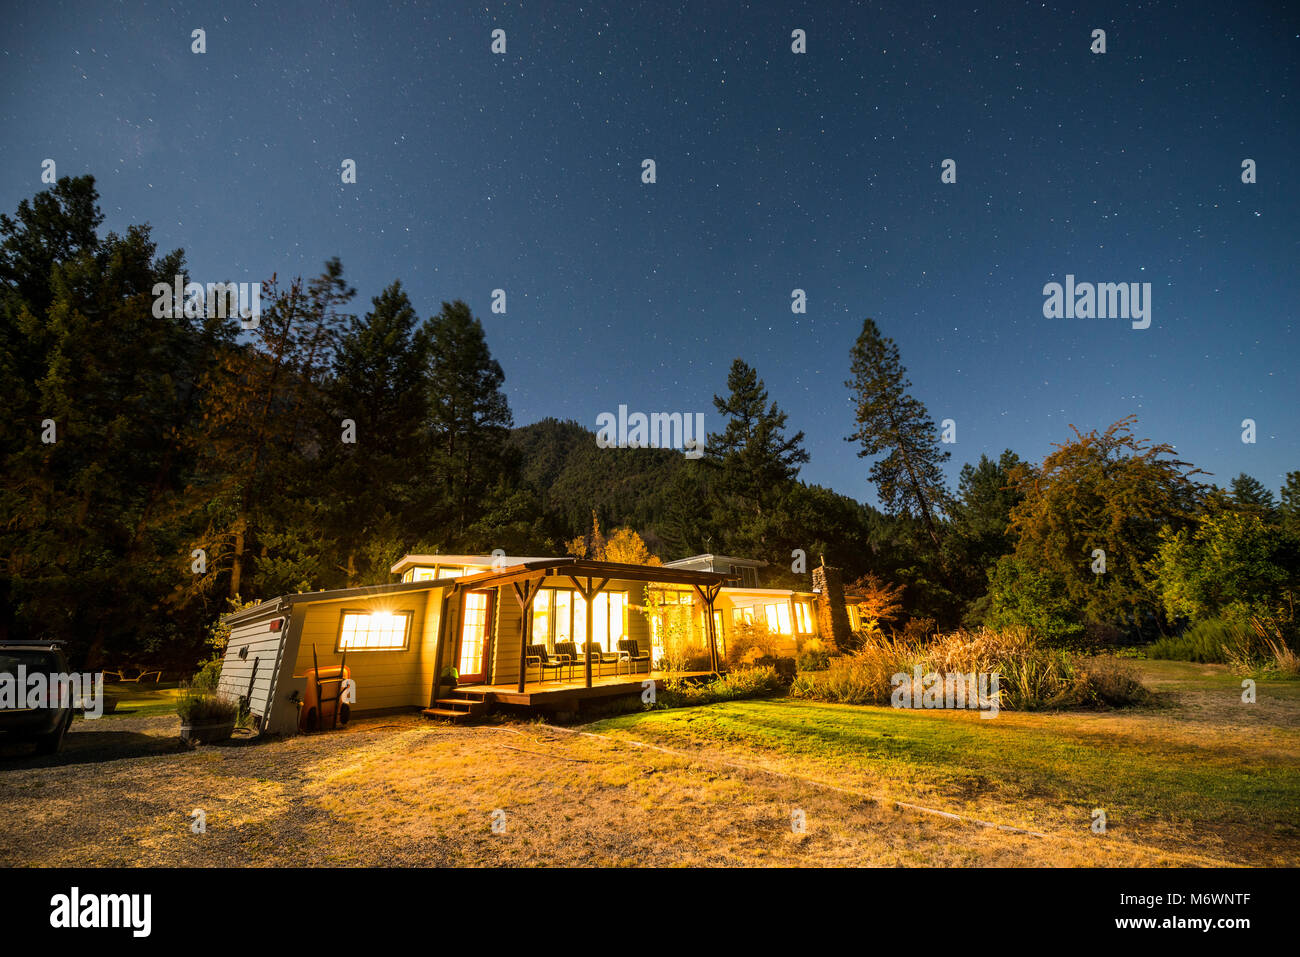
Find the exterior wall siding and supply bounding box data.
[286,590,440,715]
[216,613,289,716]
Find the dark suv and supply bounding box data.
[0,641,76,755]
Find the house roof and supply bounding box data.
[222,577,462,626]
[224,558,733,626]
[663,553,769,569]
[389,553,559,575]
[719,587,818,600]
[452,557,731,590]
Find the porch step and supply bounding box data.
[446,688,490,701]
[421,707,476,723]
[434,697,489,715]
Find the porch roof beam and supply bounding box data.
[455,558,729,592]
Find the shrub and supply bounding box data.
[657,666,784,708]
[1227,618,1300,679]
[797,647,831,672]
[1049,657,1149,708]
[790,634,917,706]
[176,685,238,724]
[680,649,714,672]
[725,620,781,669]
[987,555,1086,646]
[895,617,937,644]
[790,627,1149,711]
[191,658,223,693]
[1148,618,1252,663]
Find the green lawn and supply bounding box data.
[586,660,1300,864]
[93,682,184,718]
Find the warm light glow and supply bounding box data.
[338,610,410,650]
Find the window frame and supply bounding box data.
[335,608,414,652]
[531,587,627,650]
[794,600,813,634]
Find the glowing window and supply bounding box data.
[554,590,572,643]
[531,598,550,647]
[338,610,412,651]
[794,601,813,634]
[764,603,792,635]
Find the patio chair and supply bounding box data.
[582,641,625,677]
[553,641,582,680]
[617,639,651,675]
[525,644,568,683]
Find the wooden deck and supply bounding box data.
[455,670,715,707]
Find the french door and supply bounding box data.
[457,591,493,684]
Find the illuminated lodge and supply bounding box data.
[216,553,860,733]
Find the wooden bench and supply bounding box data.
[103,667,162,684]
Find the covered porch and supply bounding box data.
[427,558,732,712]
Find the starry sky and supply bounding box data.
[2,0,1297,507]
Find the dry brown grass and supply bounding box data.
[0,710,1246,867]
[1,658,1292,867]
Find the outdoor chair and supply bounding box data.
[617,639,651,675]
[525,644,568,683]
[553,641,582,680]
[582,641,625,677]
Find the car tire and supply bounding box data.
[34,712,71,755]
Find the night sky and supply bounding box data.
[3,1,1296,507]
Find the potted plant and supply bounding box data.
[176,685,238,745]
[439,665,459,692]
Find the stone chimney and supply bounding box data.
[811,562,852,653]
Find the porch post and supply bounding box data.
[584,577,595,688]
[568,575,610,689]
[703,583,722,673]
[514,579,536,694]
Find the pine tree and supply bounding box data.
[425,300,512,541]
[845,318,950,551]
[1281,471,1300,538]
[190,260,355,599]
[1230,472,1277,514]
[323,280,430,583]
[707,358,808,518]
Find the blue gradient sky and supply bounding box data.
[3,0,1296,507]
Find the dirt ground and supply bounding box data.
[0,702,1257,867]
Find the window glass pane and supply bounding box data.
[437,566,463,578]
[532,594,550,648]
[339,611,409,650]
[554,590,572,643]
[573,592,588,647]
[777,604,792,635]
[412,568,437,582]
[609,593,626,641]
[593,593,609,646]
[794,601,811,633]
[765,605,780,632]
